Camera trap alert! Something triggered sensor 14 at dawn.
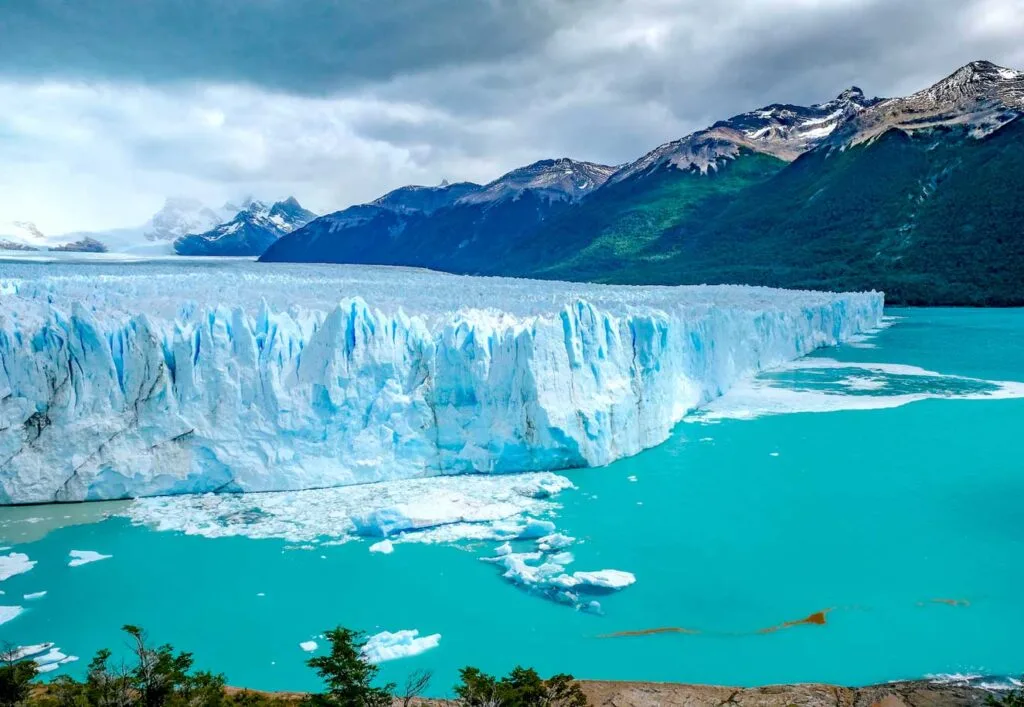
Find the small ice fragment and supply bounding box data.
[0,606,24,626]
[627,475,637,482]
[516,518,556,540]
[369,540,394,554]
[769,452,780,457]
[23,591,46,601]
[700,437,714,442]
[361,630,441,664]
[36,663,60,674]
[34,648,67,665]
[68,550,112,567]
[536,533,574,551]
[299,641,318,652]
[256,593,265,597]
[0,552,36,581]
[494,542,512,556]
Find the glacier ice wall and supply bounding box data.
[0,262,883,503]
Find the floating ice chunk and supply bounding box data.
[568,570,636,591]
[494,542,512,556]
[36,663,60,674]
[23,591,46,601]
[769,452,779,457]
[34,648,68,665]
[3,643,54,661]
[361,630,441,664]
[536,533,574,551]
[516,518,556,540]
[369,540,394,554]
[627,475,637,482]
[68,550,112,567]
[299,641,318,652]
[0,606,23,625]
[60,656,79,665]
[0,552,36,581]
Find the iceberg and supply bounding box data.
[368,539,394,554]
[361,629,441,663]
[0,261,883,503]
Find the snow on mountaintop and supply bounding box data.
[0,221,109,253]
[457,158,617,205]
[172,198,316,255]
[371,180,482,214]
[144,197,237,242]
[830,60,1024,146]
[607,88,881,184]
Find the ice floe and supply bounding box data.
[0,552,36,581]
[68,550,112,567]
[123,472,574,545]
[3,643,54,661]
[0,605,23,625]
[299,641,318,652]
[23,591,46,601]
[692,359,1024,421]
[482,541,632,612]
[369,540,394,554]
[361,629,441,663]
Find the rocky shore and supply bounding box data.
[224,679,997,706]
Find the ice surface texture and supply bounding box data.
[0,262,882,503]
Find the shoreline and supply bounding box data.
[224,678,1001,706]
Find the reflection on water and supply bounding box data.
[0,500,129,544]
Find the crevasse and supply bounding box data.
[0,263,883,503]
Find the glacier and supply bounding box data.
[0,261,883,504]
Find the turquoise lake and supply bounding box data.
[2,308,1023,693]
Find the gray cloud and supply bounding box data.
[0,0,580,93]
[1,0,1023,233]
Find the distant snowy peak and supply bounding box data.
[144,197,236,242]
[608,88,882,184]
[0,221,109,253]
[173,198,316,256]
[371,181,482,214]
[831,60,1024,146]
[457,158,617,206]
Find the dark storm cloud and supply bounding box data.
[0,0,582,93]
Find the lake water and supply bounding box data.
[2,308,1023,693]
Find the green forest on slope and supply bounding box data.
[534,121,1024,306]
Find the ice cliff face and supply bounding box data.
[0,262,883,504]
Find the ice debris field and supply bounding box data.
[0,261,882,504]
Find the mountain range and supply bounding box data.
[261,60,1024,305]
[172,197,316,256]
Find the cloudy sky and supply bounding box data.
[1,0,1022,234]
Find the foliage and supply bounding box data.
[454,666,586,707]
[6,624,584,706]
[0,651,38,707]
[301,628,393,707]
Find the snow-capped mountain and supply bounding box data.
[144,197,239,242]
[457,158,617,205]
[371,180,482,214]
[0,220,109,253]
[607,87,881,184]
[829,60,1024,146]
[174,197,317,256]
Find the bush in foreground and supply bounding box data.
[1,625,587,706]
